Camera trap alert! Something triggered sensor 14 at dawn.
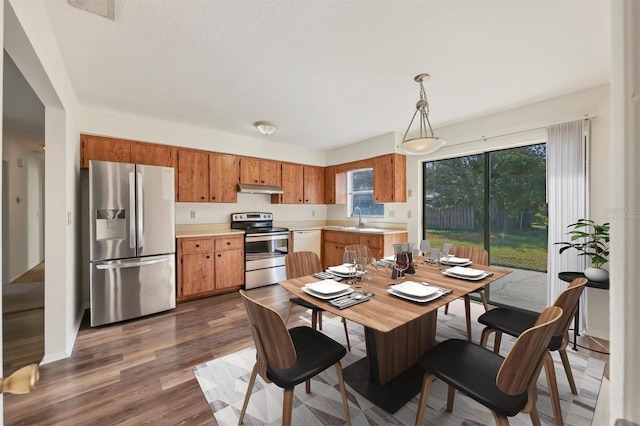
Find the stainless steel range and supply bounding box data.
[231,212,289,289]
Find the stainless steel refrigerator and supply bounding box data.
[89,160,176,326]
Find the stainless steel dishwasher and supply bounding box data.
[292,229,321,258]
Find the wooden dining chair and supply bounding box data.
[415,305,563,426]
[344,244,372,259]
[238,290,351,426]
[443,245,489,342]
[478,277,588,426]
[283,251,351,351]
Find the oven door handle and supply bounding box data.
[245,234,289,243]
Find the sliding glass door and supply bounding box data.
[423,144,548,312]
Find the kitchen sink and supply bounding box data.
[323,226,385,233]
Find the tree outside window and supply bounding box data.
[348,169,384,217]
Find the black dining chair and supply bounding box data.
[238,290,351,426]
[477,276,588,426]
[414,305,563,426]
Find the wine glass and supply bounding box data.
[343,249,357,285]
[363,257,378,296]
[354,257,367,295]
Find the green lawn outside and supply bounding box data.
[425,228,548,272]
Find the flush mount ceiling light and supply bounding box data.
[254,121,277,136]
[399,73,446,155]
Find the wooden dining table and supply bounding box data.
[278,257,511,413]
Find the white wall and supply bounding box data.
[402,84,610,339]
[1,139,44,281]
[5,0,82,363]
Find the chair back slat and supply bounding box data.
[240,290,297,371]
[344,244,372,260]
[496,305,563,395]
[450,246,488,266]
[552,277,588,337]
[285,251,323,279]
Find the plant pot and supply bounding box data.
[584,267,609,282]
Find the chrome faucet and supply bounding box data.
[353,207,364,228]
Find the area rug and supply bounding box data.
[193,311,605,425]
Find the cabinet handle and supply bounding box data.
[217,253,222,257]
[226,241,231,245]
[195,244,200,247]
[212,196,216,200]
[200,196,205,200]
[206,255,210,259]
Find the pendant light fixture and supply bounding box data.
[399,73,446,155]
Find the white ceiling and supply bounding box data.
[41,0,610,150]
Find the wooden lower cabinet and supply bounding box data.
[321,230,408,269]
[177,235,244,300]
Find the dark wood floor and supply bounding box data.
[3,285,610,425]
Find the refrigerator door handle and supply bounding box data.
[95,256,172,270]
[129,172,136,249]
[137,171,144,249]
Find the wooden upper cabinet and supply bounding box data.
[240,157,281,186]
[81,134,131,168]
[130,142,176,168]
[260,160,281,186]
[277,163,304,204]
[177,149,209,202]
[209,153,239,203]
[373,153,407,203]
[303,166,325,204]
[324,166,346,205]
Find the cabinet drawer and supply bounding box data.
[181,238,213,254]
[359,235,383,249]
[322,231,354,245]
[214,236,244,251]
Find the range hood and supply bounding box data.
[237,183,284,195]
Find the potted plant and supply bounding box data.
[555,219,610,281]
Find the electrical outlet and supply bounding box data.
[67,211,71,225]
[190,211,196,219]
[407,211,412,219]
[389,210,395,218]
[407,189,412,197]
[312,210,316,217]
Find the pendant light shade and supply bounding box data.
[399,74,446,155]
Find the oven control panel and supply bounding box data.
[231,212,273,221]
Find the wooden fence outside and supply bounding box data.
[426,206,475,229]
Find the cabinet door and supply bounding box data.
[131,142,176,168]
[373,153,406,203]
[180,252,215,296]
[322,241,346,269]
[279,163,304,204]
[240,157,261,184]
[303,166,325,204]
[177,149,209,202]
[260,160,281,186]
[360,234,384,260]
[215,249,245,288]
[81,135,131,168]
[324,166,347,205]
[209,153,239,202]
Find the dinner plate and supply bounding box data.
[445,266,485,278]
[389,281,439,298]
[387,288,442,303]
[440,257,472,266]
[302,286,354,300]
[326,265,364,277]
[443,271,491,281]
[305,279,350,295]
